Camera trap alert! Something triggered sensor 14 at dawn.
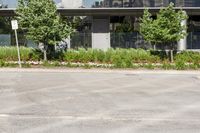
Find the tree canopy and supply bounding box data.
[16,0,73,60]
[140,3,188,45]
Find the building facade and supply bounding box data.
[88,0,200,50]
[0,0,200,50]
[91,0,200,7]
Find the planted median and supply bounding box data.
[0,47,200,70]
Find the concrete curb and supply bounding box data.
[0,68,200,75]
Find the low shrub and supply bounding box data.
[1,46,200,70]
[42,61,54,67]
[0,60,6,67]
[112,54,129,68]
[64,49,80,62]
[162,62,174,70]
[175,60,187,70]
[28,49,43,61]
[22,63,31,68]
[0,46,41,61]
[142,63,155,69]
[63,48,162,65]
[188,63,199,70]
[175,51,200,63]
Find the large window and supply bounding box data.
[87,0,200,8]
[2,0,200,8]
[187,17,200,49]
[187,32,200,49]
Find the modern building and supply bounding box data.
[0,0,200,50]
[89,0,200,50]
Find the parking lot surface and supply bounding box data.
[0,69,200,133]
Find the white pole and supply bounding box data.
[178,11,187,51]
[177,19,187,51]
[14,29,22,68]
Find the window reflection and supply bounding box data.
[90,0,200,8]
[1,0,200,8]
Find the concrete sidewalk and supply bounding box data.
[0,70,200,133]
[0,68,200,75]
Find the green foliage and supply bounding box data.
[140,3,188,62]
[140,3,188,45]
[140,9,154,43]
[42,61,52,67]
[63,16,83,30]
[42,61,61,67]
[175,60,187,70]
[22,63,31,68]
[162,62,174,70]
[16,0,73,60]
[0,47,200,69]
[175,51,200,63]
[28,49,43,61]
[16,0,73,45]
[0,46,39,61]
[143,63,155,69]
[188,63,199,70]
[0,60,6,67]
[63,48,162,64]
[115,17,135,32]
[112,54,132,68]
[174,51,200,70]
[83,63,92,69]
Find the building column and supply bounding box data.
[92,16,110,50]
[177,12,187,51]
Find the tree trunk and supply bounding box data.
[43,44,47,61]
[153,44,156,50]
[170,49,174,63]
[43,49,47,61]
[170,43,174,63]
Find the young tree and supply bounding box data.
[140,3,188,62]
[16,0,73,60]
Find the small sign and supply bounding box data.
[11,20,21,68]
[11,20,18,30]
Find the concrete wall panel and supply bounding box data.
[92,16,110,50]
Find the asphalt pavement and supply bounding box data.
[0,69,200,133]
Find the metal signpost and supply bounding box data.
[11,20,21,68]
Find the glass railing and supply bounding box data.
[187,32,200,49]
[111,32,200,50]
[1,32,200,49]
[0,32,92,48]
[111,32,153,49]
[70,32,92,49]
[0,34,11,46]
